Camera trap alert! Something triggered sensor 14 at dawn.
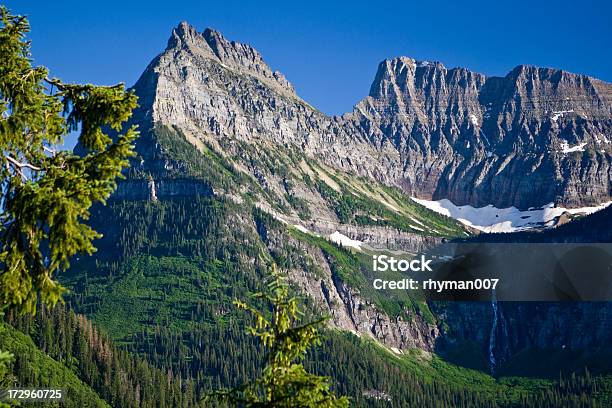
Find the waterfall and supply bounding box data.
[489,290,498,374]
[148,177,157,201]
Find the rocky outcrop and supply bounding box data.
[437,302,612,368]
[127,22,611,211]
[263,223,439,351]
[258,201,444,253]
[111,178,213,201]
[314,222,443,253]
[330,276,439,351]
[347,58,612,209]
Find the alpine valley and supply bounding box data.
[4,22,612,407]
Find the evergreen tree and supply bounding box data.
[0,347,13,387]
[209,265,350,407]
[0,7,138,314]
[0,349,13,408]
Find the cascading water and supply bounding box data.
[489,290,498,375]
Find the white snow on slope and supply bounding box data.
[469,114,479,127]
[560,141,587,153]
[417,60,433,67]
[411,197,612,233]
[551,110,574,122]
[329,231,363,250]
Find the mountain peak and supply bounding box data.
[167,21,213,53]
[368,56,451,98]
[505,64,597,84]
[164,23,294,94]
[133,23,611,210]
[176,20,195,34]
[379,57,447,71]
[201,26,259,65]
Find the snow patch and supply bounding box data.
[551,110,574,122]
[409,224,425,232]
[560,141,587,153]
[495,155,513,175]
[411,197,612,233]
[469,114,479,127]
[329,231,363,250]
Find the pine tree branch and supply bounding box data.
[42,145,56,155]
[4,155,41,171]
[44,77,126,91]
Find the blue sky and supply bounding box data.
[6,0,612,117]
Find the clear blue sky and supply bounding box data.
[6,0,612,116]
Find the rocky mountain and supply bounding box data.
[67,21,612,388]
[349,58,612,208]
[128,22,611,212]
[113,18,612,349]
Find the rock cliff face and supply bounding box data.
[349,59,612,208]
[111,178,213,201]
[437,302,612,371]
[128,22,611,210]
[261,224,439,351]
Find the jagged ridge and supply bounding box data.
[126,22,611,211]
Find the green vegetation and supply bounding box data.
[152,124,252,191]
[63,197,264,341]
[310,164,466,238]
[4,307,610,408]
[309,332,610,407]
[0,9,138,404]
[210,266,349,407]
[58,195,610,407]
[285,193,312,220]
[5,304,202,407]
[0,322,109,407]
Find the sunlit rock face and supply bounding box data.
[129,23,611,211]
[348,59,612,209]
